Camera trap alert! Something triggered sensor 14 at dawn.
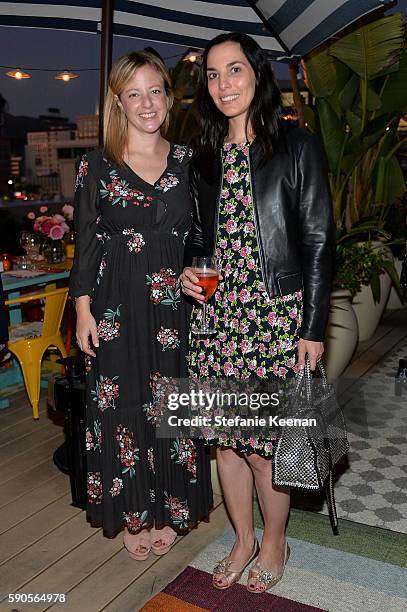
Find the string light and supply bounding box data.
[55,70,79,82]
[1,49,199,83]
[182,49,201,63]
[6,68,30,80]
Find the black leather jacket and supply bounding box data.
[184,127,335,342]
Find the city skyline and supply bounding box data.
[0,1,406,122]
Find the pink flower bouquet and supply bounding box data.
[29,212,70,240]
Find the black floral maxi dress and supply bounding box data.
[189,142,303,457]
[69,145,213,538]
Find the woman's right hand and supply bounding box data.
[180,267,205,302]
[75,296,99,357]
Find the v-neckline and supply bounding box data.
[122,142,173,188]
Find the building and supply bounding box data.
[0,137,10,196]
[10,154,23,178]
[77,115,99,140]
[25,115,98,199]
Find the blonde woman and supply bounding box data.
[69,51,212,557]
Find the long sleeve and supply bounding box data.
[183,160,205,267]
[69,155,102,298]
[297,133,335,341]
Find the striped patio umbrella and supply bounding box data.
[0,0,391,58]
[0,0,392,139]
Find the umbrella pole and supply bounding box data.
[98,0,114,145]
[288,63,305,128]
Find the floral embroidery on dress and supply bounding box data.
[86,420,102,452]
[91,375,119,411]
[116,425,140,477]
[170,228,189,244]
[100,170,154,208]
[155,173,179,193]
[147,447,155,473]
[123,510,149,533]
[96,230,111,243]
[156,327,180,351]
[146,268,180,309]
[109,477,123,497]
[143,372,178,426]
[164,491,189,528]
[171,439,197,483]
[172,144,193,163]
[87,472,102,504]
[122,228,145,253]
[97,305,121,341]
[96,253,107,286]
[75,156,89,190]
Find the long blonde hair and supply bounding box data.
[103,51,173,165]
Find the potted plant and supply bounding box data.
[323,286,358,379]
[302,13,407,340]
[336,239,401,341]
[384,194,407,309]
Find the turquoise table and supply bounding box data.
[2,268,70,324]
[0,266,71,404]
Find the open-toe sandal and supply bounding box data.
[247,541,290,593]
[150,526,178,556]
[213,539,259,590]
[123,527,152,561]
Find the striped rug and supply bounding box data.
[141,509,407,611]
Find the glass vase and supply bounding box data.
[44,239,66,264]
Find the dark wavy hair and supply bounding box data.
[197,32,284,164]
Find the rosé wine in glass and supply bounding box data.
[191,256,219,335]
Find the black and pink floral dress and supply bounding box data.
[70,145,212,537]
[189,142,303,457]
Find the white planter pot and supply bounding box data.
[211,456,222,496]
[323,289,358,379]
[386,259,404,310]
[352,243,393,342]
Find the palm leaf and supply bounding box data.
[346,110,362,136]
[329,13,404,79]
[303,49,337,97]
[376,40,407,115]
[338,74,359,112]
[316,98,346,174]
[370,273,381,304]
[382,258,402,297]
[303,105,316,132]
[381,154,405,206]
[326,60,353,118]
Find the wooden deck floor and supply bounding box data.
[0,308,406,612]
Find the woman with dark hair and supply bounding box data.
[181,32,334,592]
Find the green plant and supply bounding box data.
[303,13,407,232]
[335,241,401,302]
[166,60,200,145]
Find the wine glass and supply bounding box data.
[191,256,220,335]
[19,231,40,259]
[19,230,32,254]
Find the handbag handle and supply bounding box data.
[295,358,329,401]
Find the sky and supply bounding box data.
[0,1,406,122]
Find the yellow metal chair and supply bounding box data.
[5,287,68,419]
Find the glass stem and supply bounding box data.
[202,301,208,331]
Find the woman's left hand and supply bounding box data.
[297,338,324,371]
